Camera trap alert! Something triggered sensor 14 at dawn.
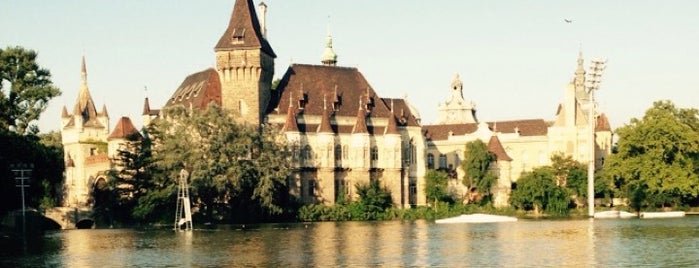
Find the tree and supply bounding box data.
[0,46,61,134]
[353,180,393,220]
[550,154,588,206]
[510,167,570,215]
[147,104,291,223]
[603,101,699,209]
[424,170,454,207]
[461,140,497,203]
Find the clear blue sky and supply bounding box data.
[2,1,698,133]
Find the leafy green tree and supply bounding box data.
[353,180,393,220]
[461,140,497,203]
[424,170,454,207]
[550,154,587,207]
[103,129,161,225]
[0,47,61,134]
[147,104,291,223]
[603,100,699,209]
[510,167,570,215]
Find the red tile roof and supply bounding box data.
[381,98,421,127]
[487,135,513,161]
[215,0,275,57]
[108,116,141,140]
[596,113,611,131]
[423,119,548,141]
[352,107,368,134]
[282,105,299,132]
[165,68,221,110]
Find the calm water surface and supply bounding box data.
[2,217,699,267]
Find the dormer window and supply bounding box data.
[231,28,245,44]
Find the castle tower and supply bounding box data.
[437,73,477,124]
[60,55,110,207]
[215,0,276,125]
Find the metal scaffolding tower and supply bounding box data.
[175,169,193,231]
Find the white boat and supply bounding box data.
[435,213,518,224]
[593,210,637,219]
[640,211,686,219]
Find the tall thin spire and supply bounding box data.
[81,54,87,86]
[575,49,585,90]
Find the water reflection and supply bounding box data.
[2,218,699,267]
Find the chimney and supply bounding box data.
[259,2,267,39]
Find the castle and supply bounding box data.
[61,0,612,210]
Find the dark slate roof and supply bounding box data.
[487,135,513,161]
[215,0,276,57]
[108,116,141,140]
[381,98,421,127]
[165,68,221,110]
[423,119,548,141]
[596,113,611,131]
[269,64,393,119]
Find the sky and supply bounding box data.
[2,1,698,133]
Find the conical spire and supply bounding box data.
[61,105,70,118]
[352,100,368,134]
[100,104,109,117]
[73,56,98,122]
[142,97,151,115]
[385,100,399,135]
[282,92,299,132]
[487,134,512,161]
[215,0,275,57]
[318,95,334,133]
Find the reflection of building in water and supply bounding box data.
[423,53,612,207]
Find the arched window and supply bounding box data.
[427,153,435,169]
[302,145,313,160]
[342,145,349,160]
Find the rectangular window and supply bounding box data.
[439,154,447,169]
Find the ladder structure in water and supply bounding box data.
[174,169,193,231]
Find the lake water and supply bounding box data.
[2,217,699,267]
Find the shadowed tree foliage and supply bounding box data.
[603,100,699,209]
[145,104,291,224]
[0,130,64,214]
[0,46,61,134]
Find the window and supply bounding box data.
[370,146,379,161]
[427,153,435,169]
[302,145,313,160]
[308,179,316,197]
[439,154,447,169]
[342,145,348,160]
[90,147,97,156]
[454,152,461,168]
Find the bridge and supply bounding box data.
[44,206,94,229]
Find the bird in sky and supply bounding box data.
[564,19,573,23]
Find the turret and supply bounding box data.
[321,33,338,66]
[351,100,370,170]
[383,101,402,169]
[215,0,276,126]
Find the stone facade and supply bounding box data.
[423,52,613,207]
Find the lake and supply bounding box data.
[2,217,699,267]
